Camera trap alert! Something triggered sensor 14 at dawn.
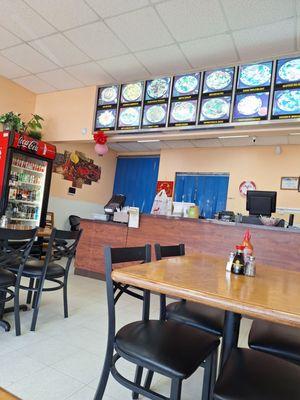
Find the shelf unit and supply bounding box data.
[8,199,39,205]
[11,165,45,174]
[10,217,37,222]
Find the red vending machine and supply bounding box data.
[0,131,56,228]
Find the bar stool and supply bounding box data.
[94,245,220,400]
[213,348,300,399]
[156,243,225,336]
[248,319,300,365]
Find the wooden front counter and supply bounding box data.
[75,215,300,279]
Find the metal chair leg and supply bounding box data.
[202,354,212,400]
[63,276,69,318]
[209,350,218,400]
[144,370,154,390]
[14,286,21,336]
[32,279,40,309]
[170,378,182,400]
[93,339,114,400]
[132,366,143,399]
[26,278,34,305]
[30,279,44,331]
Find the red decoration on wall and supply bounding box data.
[156,181,174,197]
[93,130,107,145]
[239,180,256,197]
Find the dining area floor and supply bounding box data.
[0,269,252,400]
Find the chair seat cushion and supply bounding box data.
[0,268,16,288]
[9,259,65,278]
[214,348,300,400]
[166,301,224,336]
[115,320,220,379]
[249,320,300,364]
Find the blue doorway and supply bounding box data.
[174,173,229,219]
[113,156,160,214]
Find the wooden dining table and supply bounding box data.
[112,253,300,367]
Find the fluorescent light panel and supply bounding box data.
[137,139,160,143]
[218,135,250,139]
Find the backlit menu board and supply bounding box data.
[117,82,144,130]
[142,77,171,129]
[233,61,273,122]
[95,85,119,131]
[168,73,200,127]
[199,67,234,124]
[272,57,300,120]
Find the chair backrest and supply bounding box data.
[69,215,81,231]
[0,228,37,272]
[45,212,54,229]
[104,244,151,337]
[155,243,185,261]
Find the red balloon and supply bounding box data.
[95,143,108,155]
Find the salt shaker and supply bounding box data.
[245,256,256,277]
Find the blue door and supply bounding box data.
[113,156,160,214]
[174,173,229,218]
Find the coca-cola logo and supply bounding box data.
[17,136,39,152]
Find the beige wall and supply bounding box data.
[34,86,97,142]
[50,142,116,204]
[0,75,36,121]
[158,145,300,217]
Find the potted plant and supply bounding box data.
[26,114,44,140]
[0,111,25,132]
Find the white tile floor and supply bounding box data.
[0,269,252,400]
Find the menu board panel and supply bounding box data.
[237,61,273,91]
[203,67,234,95]
[142,77,171,128]
[94,85,119,131]
[199,96,231,124]
[118,106,142,130]
[272,57,300,120]
[233,92,269,121]
[233,61,273,122]
[172,73,200,99]
[169,100,198,126]
[121,82,144,104]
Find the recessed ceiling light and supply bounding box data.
[218,135,250,139]
[137,139,160,143]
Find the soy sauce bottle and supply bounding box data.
[231,245,245,275]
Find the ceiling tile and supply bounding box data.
[166,140,195,148]
[108,143,129,151]
[1,44,58,73]
[0,0,56,41]
[233,19,296,61]
[13,75,56,93]
[24,0,99,30]
[37,69,83,90]
[106,7,174,51]
[191,138,221,147]
[220,137,254,147]
[0,55,29,78]
[119,142,149,151]
[65,22,128,60]
[86,0,149,18]
[222,0,295,30]
[98,54,149,81]
[156,0,227,42]
[288,135,300,144]
[0,26,22,50]
[135,44,190,75]
[180,34,238,69]
[65,62,112,85]
[30,34,90,67]
[255,136,289,145]
[297,18,300,50]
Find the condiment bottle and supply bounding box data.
[242,229,253,263]
[231,245,245,275]
[226,251,235,272]
[245,256,256,277]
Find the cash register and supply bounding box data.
[104,194,126,220]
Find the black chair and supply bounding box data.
[0,228,37,335]
[69,215,81,231]
[248,319,300,365]
[213,348,300,400]
[94,245,220,400]
[156,244,225,336]
[8,228,82,331]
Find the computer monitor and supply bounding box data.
[246,191,277,217]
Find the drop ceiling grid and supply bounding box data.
[0,0,297,93]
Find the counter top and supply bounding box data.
[80,214,300,234]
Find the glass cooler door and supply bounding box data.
[6,152,48,228]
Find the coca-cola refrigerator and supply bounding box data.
[0,131,56,228]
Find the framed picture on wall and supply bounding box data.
[280,177,299,190]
